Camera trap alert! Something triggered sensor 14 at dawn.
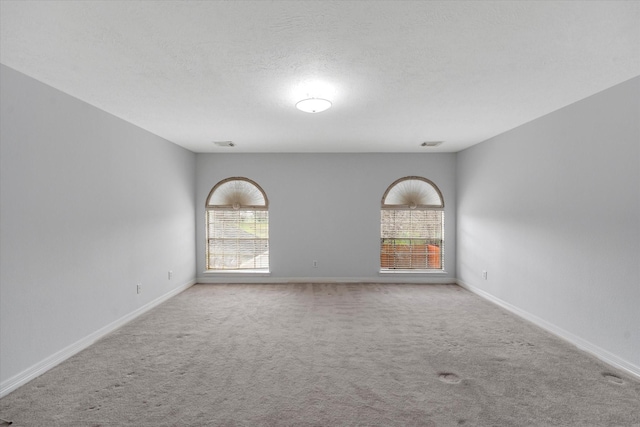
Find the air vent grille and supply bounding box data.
[213,141,235,147]
[421,141,443,147]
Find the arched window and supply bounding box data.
[206,177,269,271]
[381,176,444,270]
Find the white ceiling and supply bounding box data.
[1,1,639,153]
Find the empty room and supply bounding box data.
[1,1,639,426]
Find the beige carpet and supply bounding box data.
[1,283,639,426]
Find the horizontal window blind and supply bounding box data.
[381,209,444,270]
[207,210,269,270]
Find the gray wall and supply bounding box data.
[456,76,640,374]
[196,153,457,282]
[0,65,197,388]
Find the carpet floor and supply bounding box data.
[1,283,639,426]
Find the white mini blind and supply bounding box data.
[207,210,269,270]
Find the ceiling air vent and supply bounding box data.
[213,141,235,147]
[421,141,443,147]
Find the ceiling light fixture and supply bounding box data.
[296,97,332,113]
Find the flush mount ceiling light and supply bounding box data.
[296,97,332,113]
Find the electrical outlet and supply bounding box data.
[137,283,142,294]
[482,271,488,280]
[313,260,318,268]
[168,270,173,280]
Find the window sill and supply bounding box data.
[379,269,448,275]
[202,269,271,276]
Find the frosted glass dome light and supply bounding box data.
[296,97,332,113]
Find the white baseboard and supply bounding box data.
[196,275,457,284]
[456,279,640,380]
[0,279,196,398]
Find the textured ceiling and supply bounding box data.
[1,1,639,153]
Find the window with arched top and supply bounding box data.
[206,177,269,271]
[381,176,444,270]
